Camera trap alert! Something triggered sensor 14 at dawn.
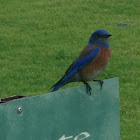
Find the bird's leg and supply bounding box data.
[83,82,92,96]
[93,80,104,89]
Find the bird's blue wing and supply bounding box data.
[65,47,101,75]
[52,47,101,91]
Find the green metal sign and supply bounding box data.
[0,77,120,140]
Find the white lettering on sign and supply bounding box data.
[74,132,90,140]
[59,132,90,140]
[59,135,73,140]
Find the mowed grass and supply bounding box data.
[0,0,140,139]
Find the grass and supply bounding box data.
[0,0,140,139]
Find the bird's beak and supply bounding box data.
[107,34,112,37]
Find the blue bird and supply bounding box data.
[51,29,112,95]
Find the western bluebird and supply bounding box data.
[51,29,111,95]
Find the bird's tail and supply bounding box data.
[51,67,77,92]
[51,75,69,92]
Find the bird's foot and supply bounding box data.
[83,82,92,96]
[93,80,104,90]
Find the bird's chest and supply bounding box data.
[94,47,111,69]
[79,47,111,81]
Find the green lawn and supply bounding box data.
[0,0,140,139]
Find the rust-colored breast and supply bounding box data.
[79,46,111,81]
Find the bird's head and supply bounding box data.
[88,29,111,49]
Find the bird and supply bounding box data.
[51,29,112,95]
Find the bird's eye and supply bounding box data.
[96,34,101,37]
[97,34,109,38]
[97,34,104,38]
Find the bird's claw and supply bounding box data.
[93,80,104,89]
[84,82,92,96]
